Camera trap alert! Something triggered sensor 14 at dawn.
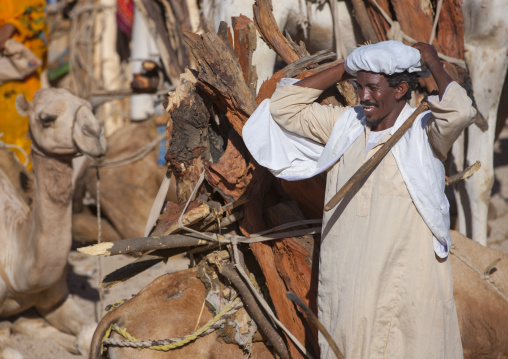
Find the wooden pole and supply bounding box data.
[324,102,429,211]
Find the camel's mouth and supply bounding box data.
[73,107,108,158]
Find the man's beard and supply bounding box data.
[361,101,382,127]
[365,117,383,127]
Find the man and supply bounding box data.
[244,41,476,358]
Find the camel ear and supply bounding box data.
[15,94,31,117]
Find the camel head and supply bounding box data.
[15,88,107,159]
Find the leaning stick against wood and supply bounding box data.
[324,101,429,211]
[286,292,344,359]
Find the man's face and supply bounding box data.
[354,71,400,128]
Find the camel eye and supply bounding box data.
[39,112,57,127]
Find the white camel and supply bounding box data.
[452,0,508,245]
[0,88,107,357]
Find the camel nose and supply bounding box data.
[74,106,108,157]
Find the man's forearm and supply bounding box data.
[295,61,353,90]
[426,59,453,100]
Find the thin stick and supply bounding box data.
[286,292,344,359]
[194,297,207,331]
[445,161,481,186]
[325,102,429,211]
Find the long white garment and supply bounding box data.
[243,79,476,359]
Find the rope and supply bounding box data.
[95,166,104,323]
[369,0,467,69]
[450,249,508,303]
[91,133,165,169]
[102,299,243,351]
[429,0,444,45]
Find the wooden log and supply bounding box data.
[279,176,326,220]
[159,0,192,75]
[77,234,212,257]
[351,0,380,43]
[205,130,254,202]
[366,0,391,42]
[232,15,258,97]
[151,200,210,236]
[184,30,257,136]
[268,201,321,357]
[165,69,211,202]
[252,0,302,65]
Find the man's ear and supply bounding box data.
[15,94,32,117]
[395,81,409,100]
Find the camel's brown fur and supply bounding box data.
[90,267,274,359]
[450,230,508,359]
[73,118,176,243]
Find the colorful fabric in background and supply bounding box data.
[0,0,47,170]
[116,0,133,39]
[116,0,133,62]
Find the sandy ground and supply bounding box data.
[2,122,508,359]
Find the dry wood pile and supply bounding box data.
[81,1,472,358]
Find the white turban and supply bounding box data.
[344,40,430,78]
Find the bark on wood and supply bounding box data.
[366,0,391,42]
[351,0,380,43]
[165,69,211,202]
[184,30,257,136]
[232,15,258,97]
[252,0,301,65]
[268,201,321,357]
[205,130,254,202]
[151,200,210,236]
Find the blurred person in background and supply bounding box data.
[0,0,47,170]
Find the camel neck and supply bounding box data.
[25,152,74,289]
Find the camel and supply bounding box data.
[450,230,508,358]
[89,230,508,358]
[0,87,107,357]
[90,267,274,359]
[72,118,176,243]
[452,0,508,245]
